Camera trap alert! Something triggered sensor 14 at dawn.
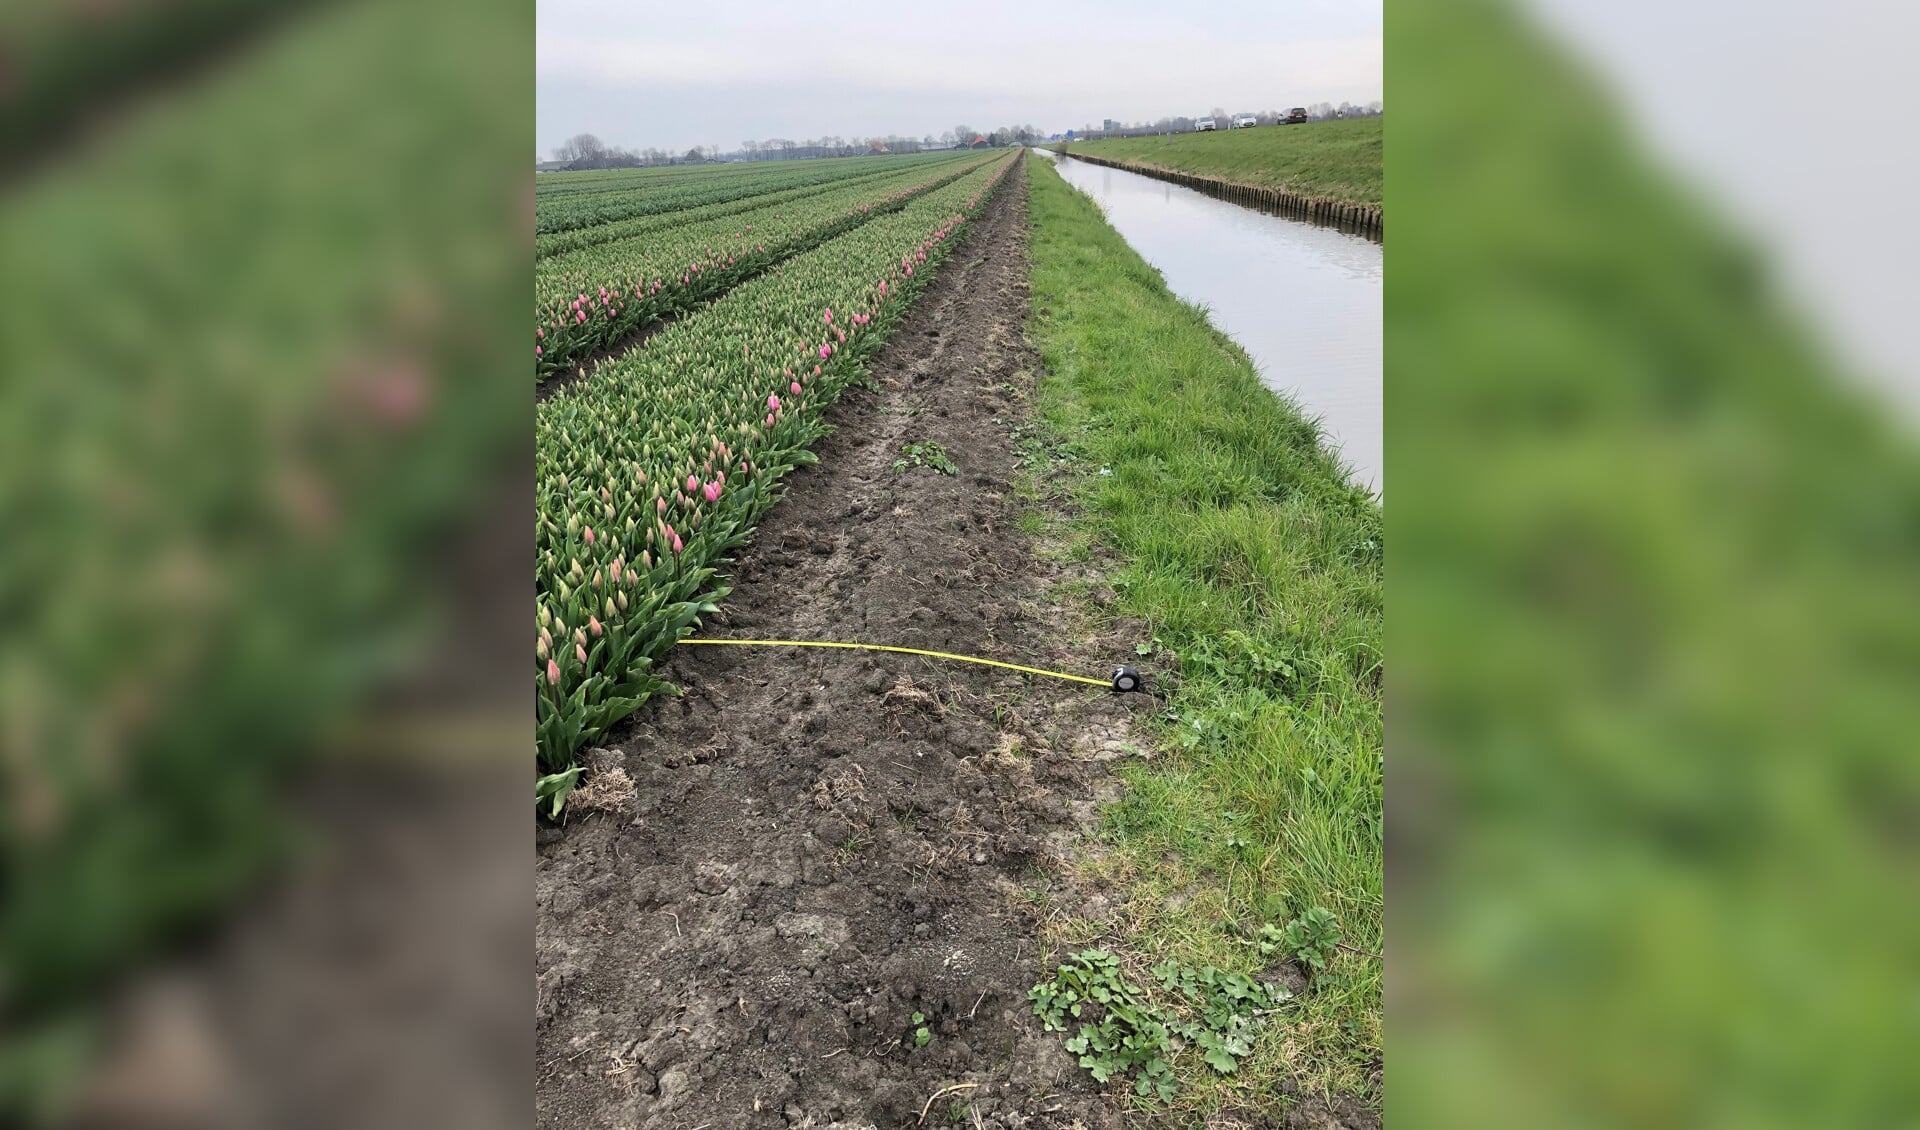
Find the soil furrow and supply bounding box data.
[535,157,1143,1130]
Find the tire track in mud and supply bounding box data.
[535,156,1151,1129]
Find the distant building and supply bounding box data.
[1102,119,1120,132]
[968,134,990,149]
[535,160,572,172]
[868,142,889,154]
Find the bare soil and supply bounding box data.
[535,158,1157,1128]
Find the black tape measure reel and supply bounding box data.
[1110,666,1143,693]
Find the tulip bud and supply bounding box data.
[547,659,561,685]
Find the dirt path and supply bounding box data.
[535,157,1149,1129]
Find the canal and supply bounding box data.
[1036,150,1383,496]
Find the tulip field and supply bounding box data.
[535,151,1017,796]
[538,162,933,259]
[535,152,989,380]
[535,153,949,235]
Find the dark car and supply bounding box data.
[1284,107,1308,124]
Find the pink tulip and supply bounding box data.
[686,474,698,492]
[547,659,561,685]
[537,328,544,339]
[589,615,603,637]
[790,381,801,395]
[576,643,588,664]
[583,526,594,544]
[610,557,623,581]
[765,413,775,427]
[535,346,543,356]
[819,344,831,359]
[768,394,781,411]
[670,532,683,554]
[823,308,833,325]
[702,481,719,502]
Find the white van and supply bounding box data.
[1196,118,1217,132]
[1231,113,1257,129]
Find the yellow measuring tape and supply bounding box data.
[678,638,1115,688]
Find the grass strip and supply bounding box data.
[1022,155,1382,1118]
[1056,118,1381,206]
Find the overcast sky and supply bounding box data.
[536,0,1382,156]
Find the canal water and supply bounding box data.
[1035,150,1383,496]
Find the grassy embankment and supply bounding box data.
[1056,118,1382,207]
[1390,1,1920,1127]
[1019,156,1383,1117]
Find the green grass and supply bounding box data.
[1023,155,1382,1118]
[1391,2,1920,1128]
[1055,118,1382,206]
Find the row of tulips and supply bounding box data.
[537,155,972,259]
[535,154,916,235]
[534,154,992,381]
[534,161,745,202]
[534,151,1018,793]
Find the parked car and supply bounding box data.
[1283,107,1308,124]
[1195,117,1217,132]
[1231,113,1257,129]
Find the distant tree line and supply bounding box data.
[546,133,714,169]
[542,123,1046,170]
[1064,101,1383,141]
